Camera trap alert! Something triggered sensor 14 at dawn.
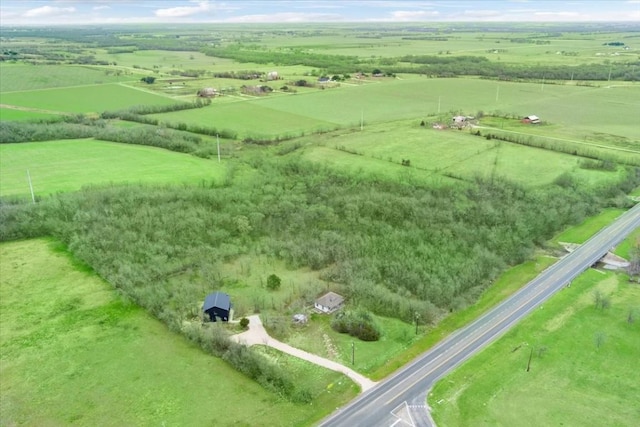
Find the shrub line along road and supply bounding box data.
[319,202,640,427]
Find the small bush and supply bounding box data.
[331,309,381,341]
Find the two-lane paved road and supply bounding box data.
[320,203,640,427]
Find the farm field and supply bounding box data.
[0,64,135,92]
[0,83,178,114]
[298,120,624,187]
[151,77,640,144]
[0,139,226,198]
[0,107,61,121]
[0,239,357,426]
[429,266,640,427]
[150,99,337,139]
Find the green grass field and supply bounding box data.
[0,83,177,114]
[297,120,620,187]
[554,208,627,244]
[430,268,640,427]
[0,239,357,426]
[0,64,135,92]
[150,99,336,139]
[149,77,640,146]
[0,139,226,198]
[0,108,61,121]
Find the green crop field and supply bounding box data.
[0,139,226,198]
[0,239,357,426]
[0,83,177,114]
[430,268,640,427]
[0,64,135,93]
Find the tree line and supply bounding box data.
[2,157,637,325]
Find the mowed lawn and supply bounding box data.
[0,239,356,426]
[430,268,640,427]
[0,83,176,114]
[0,139,226,198]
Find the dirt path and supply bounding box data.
[231,314,377,392]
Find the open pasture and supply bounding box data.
[430,267,640,427]
[217,77,638,143]
[0,108,60,121]
[0,64,135,93]
[0,239,355,427]
[151,99,336,139]
[256,27,636,66]
[94,48,315,77]
[0,83,177,114]
[301,144,456,187]
[299,121,620,187]
[0,139,226,198]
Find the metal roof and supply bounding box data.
[202,291,231,311]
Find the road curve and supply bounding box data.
[319,203,640,427]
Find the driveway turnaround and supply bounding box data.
[231,314,377,392]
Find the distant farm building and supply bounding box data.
[522,115,540,124]
[318,76,331,84]
[314,292,344,314]
[266,71,279,80]
[202,291,232,322]
[197,87,218,98]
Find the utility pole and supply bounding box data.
[351,341,355,365]
[527,347,533,372]
[26,169,35,204]
[415,312,420,335]
[216,134,221,163]
[360,110,364,131]
[437,96,441,113]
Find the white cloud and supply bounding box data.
[23,5,76,18]
[155,1,211,18]
[93,5,111,11]
[227,12,343,23]
[390,10,439,21]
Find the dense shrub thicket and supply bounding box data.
[2,158,637,326]
[0,120,202,153]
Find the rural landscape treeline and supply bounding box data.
[1,20,639,424]
[2,157,637,323]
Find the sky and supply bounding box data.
[1,1,639,26]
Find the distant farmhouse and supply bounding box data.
[522,115,540,124]
[314,291,344,314]
[266,71,279,81]
[197,87,218,98]
[202,291,232,322]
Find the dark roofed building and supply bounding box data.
[203,291,232,322]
